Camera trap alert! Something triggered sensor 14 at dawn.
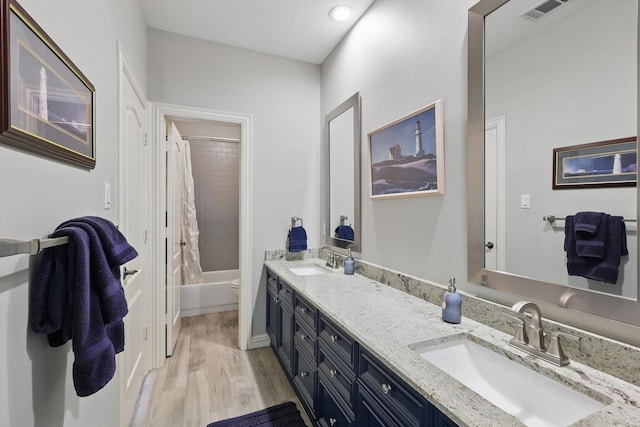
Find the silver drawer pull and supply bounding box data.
[330,334,339,342]
[329,418,337,426]
[300,334,307,340]
[381,383,392,395]
[330,369,338,377]
[300,371,308,378]
[300,307,308,314]
[273,295,280,303]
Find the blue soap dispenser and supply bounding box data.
[344,248,355,275]
[442,277,461,324]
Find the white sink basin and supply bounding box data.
[288,264,333,276]
[411,336,607,427]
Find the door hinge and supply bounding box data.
[144,326,148,341]
[144,132,148,146]
[144,230,148,243]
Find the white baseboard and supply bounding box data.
[249,333,270,349]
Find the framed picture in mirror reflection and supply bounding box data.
[553,137,637,189]
[368,99,444,199]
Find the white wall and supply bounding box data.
[146,29,321,336]
[322,0,476,286]
[0,0,147,426]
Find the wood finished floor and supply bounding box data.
[129,310,310,427]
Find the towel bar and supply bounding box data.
[543,215,637,224]
[0,236,70,258]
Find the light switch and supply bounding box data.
[104,182,111,209]
[520,194,530,209]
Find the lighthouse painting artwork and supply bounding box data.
[553,137,637,189]
[1,0,96,168]
[368,99,444,199]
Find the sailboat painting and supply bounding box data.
[368,99,444,199]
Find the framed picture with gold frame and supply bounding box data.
[1,0,96,168]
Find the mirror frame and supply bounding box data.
[325,92,362,251]
[467,0,640,345]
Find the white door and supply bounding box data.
[485,116,506,271]
[166,122,183,356]
[118,49,151,427]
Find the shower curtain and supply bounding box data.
[180,139,203,284]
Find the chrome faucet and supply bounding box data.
[320,245,339,268]
[504,301,580,366]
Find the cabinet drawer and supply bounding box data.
[319,315,357,372]
[293,346,316,417]
[279,280,294,307]
[318,344,356,407]
[294,317,316,360]
[356,383,403,427]
[358,350,424,427]
[317,373,355,427]
[295,294,317,330]
[267,271,279,296]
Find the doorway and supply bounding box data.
[149,103,254,358]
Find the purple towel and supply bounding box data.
[565,214,628,284]
[30,217,137,397]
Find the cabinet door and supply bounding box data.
[277,301,294,377]
[317,373,355,427]
[293,343,317,417]
[434,410,459,427]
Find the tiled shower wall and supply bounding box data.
[189,139,240,271]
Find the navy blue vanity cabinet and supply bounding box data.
[357,349,428,427]
[292,313,318,418]
[266,271,279,349]
[277,280,295,377]
[317,370,355,427]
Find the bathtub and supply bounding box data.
[180,269,239,317]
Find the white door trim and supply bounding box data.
[150,102,254,351]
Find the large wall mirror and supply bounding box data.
[468,0,640,345]
[325,93,361,251]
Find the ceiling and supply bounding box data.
[139,0,375,64]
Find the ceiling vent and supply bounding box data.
[521,0,569,21]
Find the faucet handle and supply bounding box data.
[547,331,580,366]
[502,312,528,344]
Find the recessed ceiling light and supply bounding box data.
[329,5,352,22]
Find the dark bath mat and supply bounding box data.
[206,401,307,427]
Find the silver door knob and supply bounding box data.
[485,241,494,249]
[180,241,186,246]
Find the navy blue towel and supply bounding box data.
[30,217,137,397]
[574,211,606,258]
[288,226,307,252]
[334,224,355,241]
[564,214,628,284]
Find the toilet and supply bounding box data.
[230,278,240,297]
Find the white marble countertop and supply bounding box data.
[264,258,640,427]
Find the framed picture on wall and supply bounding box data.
[368,99,444,199]
[553,137,637,189]
[0,0,96,169]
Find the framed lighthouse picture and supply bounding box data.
[0,0,96,169]
[368,99,444,199]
